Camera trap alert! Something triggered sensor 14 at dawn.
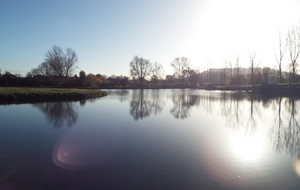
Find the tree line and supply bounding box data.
[1,23,300,88]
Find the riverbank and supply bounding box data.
[0,87,107,104]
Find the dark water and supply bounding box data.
[1,89,300,189]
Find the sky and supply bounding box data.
[1,0,300,77]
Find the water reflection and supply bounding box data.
[3,89,300,188]
[127,89,300,158]
[53,124,124,170]
[270,96,300,157]
[170,89,200,119]
[294,157,300,177]
[32,102,78,128]
[107,89,129,102]
[220,92,262,135]
[130,90,164,120]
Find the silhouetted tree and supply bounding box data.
[151,62,164,85]
[107,75,128,86]
[227,59,233,85]
[249,51,257,87]
[79,70,86,86]
[274,32,286,83]
[165,75,174,83]
[221,60,228,85]
[287,25,300,83]
[235,55,240,85]
[186,69,199,88]
[130,56,152,86]
[86,73,102,87]
[26,71,33,78]
[262,67,271,84]
[32,45,78,78]
[64,48,78,77]
[170,57,190,87]
[79,70,86,79]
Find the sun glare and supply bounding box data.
[191,0,300,68]
[229,130,264,162]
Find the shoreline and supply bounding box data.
[1,84,300,104]
[0,87,108,104]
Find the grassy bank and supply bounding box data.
[207,83,300,95]
[214,85,260,91]
[0,87,107,104]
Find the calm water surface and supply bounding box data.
[1,89,300,189]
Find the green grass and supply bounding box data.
[0,87,100,95]
[0,87,107,103]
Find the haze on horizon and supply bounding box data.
[1,0,300,78]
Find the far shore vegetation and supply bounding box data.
[2,22,300,97]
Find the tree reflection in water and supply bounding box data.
[207,91,300,157]
[170,89,200,119]
[32,102,78,128]
[130,90,164,120]
[108,89,129,102]
[128,89,300,158]
[219,92,246,131]
[217,92,264,136]
[270,96,300,157]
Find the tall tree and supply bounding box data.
[170,57,190,87]
[186,69,199,88]
[274,31,286,83]
[227,59,233,85]
[221,60,228,85]
[151,62,164,84]
[64,48,78,77]
[44,46,65,77]
[235,55,240,85]
[130,56,152,85]
[286,25,300,83]
[249,51,257,87]
[32,45,78,78]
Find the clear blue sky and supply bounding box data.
[1,0,300,77]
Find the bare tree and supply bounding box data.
[32,45,78,78]
[249,51,256,87]
[151,62,164,84]
[170,57,190,87]
[227,59,233,85]
[235,55,240,85]
[130,56,152,85]
[45,45,65,77]
[286,25,300,83]
[186,68,199,88]
[31,61,52,76]
[221,60,228,85]
[64,48,78,77]
[274,32,286,83]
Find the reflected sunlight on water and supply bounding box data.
[1,89,300,189]
[229,130,265,162]
[53,124,124,170]
[294,158,300,178]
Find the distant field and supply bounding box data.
[0,87,107,103]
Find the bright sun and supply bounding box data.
[190,0,300,69]
[229,130,264,162]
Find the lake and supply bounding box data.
[0,89,300,189]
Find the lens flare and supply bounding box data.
[294,158,300,178]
